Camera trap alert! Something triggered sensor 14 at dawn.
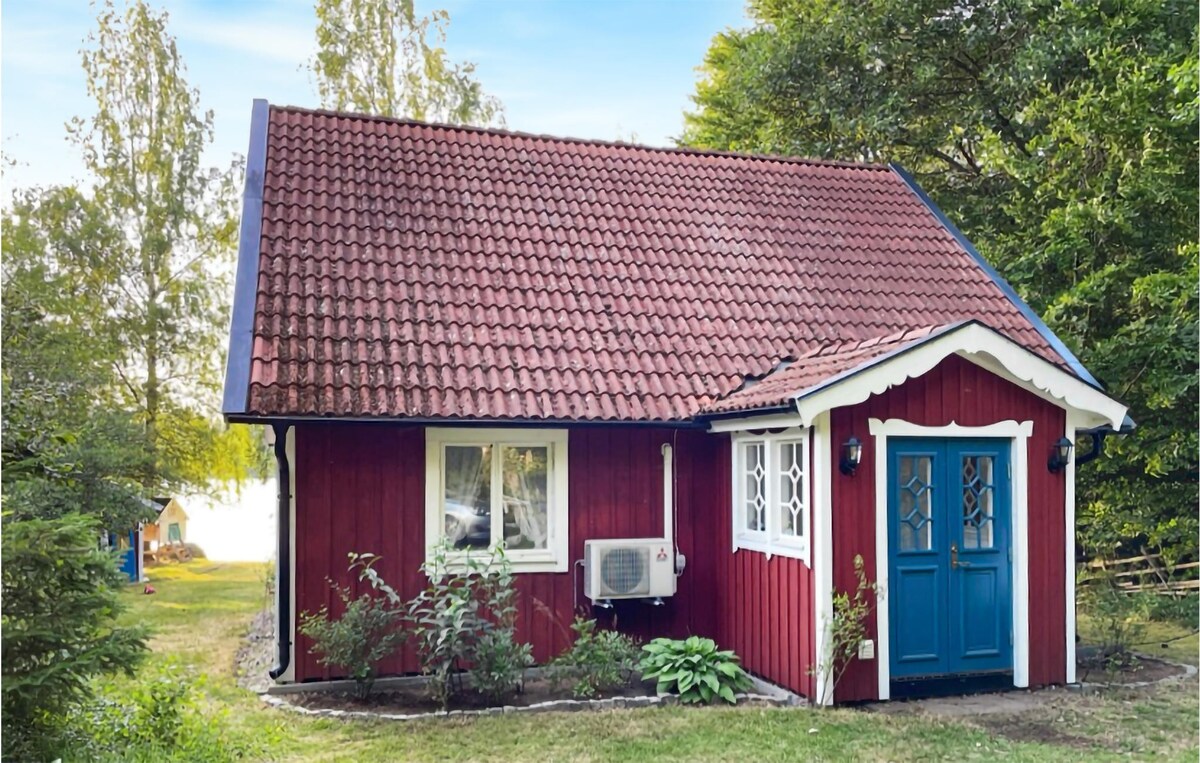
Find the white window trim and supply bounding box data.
[425,428,569,573]
[730,427,811,565]
[866,417,1032,701]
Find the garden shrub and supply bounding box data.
[1,513,149,761]
[639,635,751,704]
[1079,566,1150,668]
[469,629,534,704]
[59,664,265,763]
[406,541,531,708]
[298,578,406,701]
[811,553,879,702]
[549,617,641,698]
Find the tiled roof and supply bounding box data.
[235,104,1070,421]
[705,324,951,414]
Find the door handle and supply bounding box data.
[951,542,972,569]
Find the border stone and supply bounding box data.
[260,680,805,722]
[1075,652,1197,692]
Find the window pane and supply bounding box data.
[961,455,994,549]
[444,445,491,549]
[744,441,766,533]
[501,445,549,550]
[779,440,804,538]
[898,455,932,551]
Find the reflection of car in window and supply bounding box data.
[444,499,490,549]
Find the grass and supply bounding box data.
[118,562,1198,762]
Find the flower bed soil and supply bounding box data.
[1076,654,1188,685]
[288,676,659,714]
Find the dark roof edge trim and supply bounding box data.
[888,162,1100,388]
[224,413,711,429]
[222,99,270,415]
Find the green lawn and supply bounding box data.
[120,562,1198,762]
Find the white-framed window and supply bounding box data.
[425,428,569,573]
[731,427,810,563]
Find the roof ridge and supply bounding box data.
[268,102,894,172]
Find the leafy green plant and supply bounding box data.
[549,617,641,698]
[405,540,531,708]
[639,636,751,704]
[1,513,150,761]
[1079,566,1150,671]
[60,664,264,763]
[811,554,879,705]
[298,578,405,701]
[470,629,534,704]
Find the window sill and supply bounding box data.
[734,537,810,565]
[424,548,568,576]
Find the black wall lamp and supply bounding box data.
[1048,437,1073,473]
[840,436,863,476]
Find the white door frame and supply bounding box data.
[868,418,1033,701]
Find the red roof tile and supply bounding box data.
[705,324,951,414]
[238,104,1067,421]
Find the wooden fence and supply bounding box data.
[1083,553,1200,596]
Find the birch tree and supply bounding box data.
[312,0,503,125]
[67,0,247,488]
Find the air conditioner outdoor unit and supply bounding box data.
[583,538,677,602]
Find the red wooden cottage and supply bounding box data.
[222,101,1130,704]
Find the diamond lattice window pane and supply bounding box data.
[743,442,766,532]
[779,440,804,537]
[898,455,933,551]
[961,455,995,549]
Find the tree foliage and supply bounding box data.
[1,514,150,761]
[65,0,248,490]
[684,0,1198,558]
[311,0,503,125]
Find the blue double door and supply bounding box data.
[888,438,1013,679]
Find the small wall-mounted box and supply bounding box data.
[857,639,875,660]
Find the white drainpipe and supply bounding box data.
[661,442,684,575]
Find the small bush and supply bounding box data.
[549,617,641,698]
[470,629,534,703]
[1079,567,1150,668]
[1,514,150,761]
[1145,592,1198,629]
[811,553,879,703]
[639,636,751,704]
[183,542,206,559]
[406,541,531,709]
[59,664,264,762]
[298,580,405,701]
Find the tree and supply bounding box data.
[2,187,154,532]
[684,0,1198,559]
[311,0,503,125]
[1,514,150,761]
[67,0,249,491]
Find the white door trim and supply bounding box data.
[868,418,1033,700]
[812,412,834,705]
[1064,412,1079,685]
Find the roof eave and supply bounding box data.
[221,99,270,418]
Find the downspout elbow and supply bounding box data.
[1074,430,1108,468]
[268,424,292,680]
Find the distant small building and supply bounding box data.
[142,497,190,555]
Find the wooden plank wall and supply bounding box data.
[829,354,1067,702]
[291,424,734,683]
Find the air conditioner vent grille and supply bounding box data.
[600,547,649,596]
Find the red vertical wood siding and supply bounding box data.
[829,354,1067,702]
[711,434,816,697]
[292,425,731,682]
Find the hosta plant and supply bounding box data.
[639,636,751,704]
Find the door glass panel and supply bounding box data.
[898,455,933,551]
[961,455,994,549]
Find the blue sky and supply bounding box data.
[2,0,748,192]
